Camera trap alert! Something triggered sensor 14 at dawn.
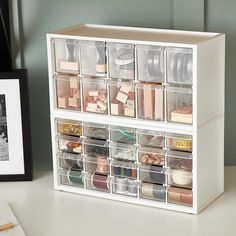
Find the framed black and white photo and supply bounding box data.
[0,69,32,181]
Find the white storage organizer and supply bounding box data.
[47,24,225,214]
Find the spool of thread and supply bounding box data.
[125,166,132,177]
[168,187,181,203]
[149,166,165,184]
[180,188,193,205]
[114,177,128,194]
[92,173,109,190]
[113,165,121,176]
[152,184,166,201]
[172,169,192,186]
[67,165,83,185]
[141,183,154,199]
[96,156,109,174]
[147,50,162,77]
[168,187,192,206]
[127,179,137,196]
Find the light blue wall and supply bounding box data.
[13,0,236,170]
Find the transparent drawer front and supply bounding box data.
[81,78,108,114]
[168,169,192,189]
[84,139,109,157]
[110,143,136,161]
[55,75,81,110]
[166,150,192,171]
[112,177,138,197]
[137,45,164,83]
[85,173,110,192]
[57,135,83,154]
[81,41,106,76]
[140,182,166,202]
[137,129,164,148]
[59,168,84,187]
[84,156,109,175]
[111,160,137,179]
[137,83,164,120]
[138,146,165,166]
[108,43,135,80]
[166,47,193,85]
[58,152,83,169]
[167,187,193,206]
[56,119,82,137]
[110,125,136,144]
[53,38,80,74]
[109,81,136,118]
[139,165,165,184]
[83,122,108,140]
[166,133,192,152]
[166,87,192,124]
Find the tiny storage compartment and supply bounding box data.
[137,83,164,120]
[167,187,193,206]
[140,182,166,202]
[166,87,193,124]
[85,173,110,192]
[137,129,164,148]
[138,146,165,166]
[84,156,110,175]
[109,80,136,117]
[111,177,138,197]
[56,119,82,137]
[81,77,108,114]
[110,125,136,144]
[136,45,164,83]
[58,152,83,169]
[57,134,83,154]
[139,165,166,184]
[83,122,109,140]
[80,41,106,76]
[107,43,135,80]
[167,150,192,189]
[55,74,81,110]
[111,160,137,178]
[83,138,109,157]
[166,47,193,85]
[166,133,192,152]
[59,168,84,187]
[53,38,80,74]
[109,142,136,161]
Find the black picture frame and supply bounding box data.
[0,69,32,181]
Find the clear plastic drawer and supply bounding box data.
[109,142,136,161]
[56,119,82,137]
[57,135,83,154]
[85,173,110,192]
[83,122,109,140]
[110,125,136,144]
[166,133,192,152]
[83,138,109,157]
[58,152,83,170]
[167,187,193,206]
[111,160,137,179]
[59,168,84,187]
[139,165,166,184]
[84,156,110,175]
[137,129,164,148]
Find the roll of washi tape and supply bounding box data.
[67,165,83,185]
[141,183,154,199]
[180,188,193,205]
[96,156,109,174]
[115,177,128,194]
[127,179,137,196]
[168,187,181,203]
[92,173,109,190]
[152,184,166,201]
[172,169,192,186]
[149,166,165,184]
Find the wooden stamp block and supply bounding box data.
[87,102,98,109]
[87,96,94,102]
[171,112,192,124]
[97,100,107,111]
[126,99,135,108]
[143,84,154,119]
[69,76,79,89]
[120,84,132,94]
[68,97,80,108]
[58,97,68,109]
[155,89,164,120]
[59,61,79,72]
[116,91,128,104]
[86,106,97,113]
[111,103,123,116]
[124,107,135,117]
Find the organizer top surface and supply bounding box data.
[48,24,223,45]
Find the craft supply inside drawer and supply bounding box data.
[110,125,136,144]
[83,122,108,140]
[111,177,138,197]
[83,138,109,157]
[109,142,136,161]
[107,42,135,80]
[139,165,166,184]
[139,182,166,202]
[58,168,84,187]
[166,133,192,152]
[137,129,164,148]
[167,187,193,206]
[80,40,106,77]
[84,156,110,175]
[56,119,82,137]
[85,173,110,192]
[138,146,165,166]
[58,152,83,170]
[111,160,137,179]
[53,38,80,74]
[57,134,83,154]
[55,74,81,110]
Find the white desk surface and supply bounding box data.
[0,166,235,236]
